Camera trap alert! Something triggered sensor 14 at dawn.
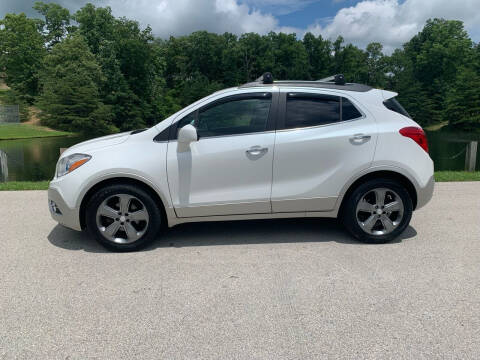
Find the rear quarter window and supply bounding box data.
[383,98,411,119]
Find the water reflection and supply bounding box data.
[426,131,480,171]
[0,135,85,182]
[0,131,479,182]
[0,149,8,181]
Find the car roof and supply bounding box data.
[238,81,372,93]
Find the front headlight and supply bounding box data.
[56,153,91,178]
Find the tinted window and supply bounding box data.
[342,98,362,120]
[285,94,340,129]
[197,97,271,137]
[383,98,411,118]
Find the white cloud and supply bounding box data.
[101,0,281,37]
[306,0,480,53]
[2,0,479,50]
[102,0,480,51]
[241,0,317,15]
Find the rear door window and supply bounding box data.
[342,98,363,120]
[285,94,340,129]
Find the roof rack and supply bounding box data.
[240,72,372,93]
[317,74,346,85]
[255,72,274,84]
[255,72,347,85]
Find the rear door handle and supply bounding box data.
[350,133,371,144]
[246,146,268,156]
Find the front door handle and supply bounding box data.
[350,133,371,144]
[246,146,268,156]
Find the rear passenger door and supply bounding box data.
[271,89,377,213]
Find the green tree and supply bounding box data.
[332,36,367,82]
[406,19,472,88]
[303,32,333,80]
[237,33,270,82]
[37,35,117,135]
[74,4,164,129]
[445,66,480,130]
[181,72,223,106]
[0,13,46,102]
[73,4,116,54]
[265,32,310,80]
[33,2,72,46]
[392,18,474,125]
[3,4,480,134]
[154,88,182,121]
[220,33,242,86]
[365,42,386,87]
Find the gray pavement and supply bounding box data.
[1,182,479,359]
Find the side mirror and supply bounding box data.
[178,124,198,144]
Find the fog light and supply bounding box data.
[49,200,62,215]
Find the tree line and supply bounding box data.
[1,2,479,136]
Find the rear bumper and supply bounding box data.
[416,175,435,210]
[48,186,82,231]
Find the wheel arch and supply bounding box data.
[338,169,418,217]
[79,176,169,230]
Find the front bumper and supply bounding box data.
[48,186,82,231]
[416,175,435,210]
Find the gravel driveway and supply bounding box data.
[1,182,479,359]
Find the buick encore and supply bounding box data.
[48,73,434,251]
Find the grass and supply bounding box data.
[424,121,449,131]
[0,123,72,140]
[0,172,479,191]
[0,181,50,191]
[434,171,480,182]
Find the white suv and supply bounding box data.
[48,73,434,251]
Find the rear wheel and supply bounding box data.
[342,178,413,243]
[86,184,162,251]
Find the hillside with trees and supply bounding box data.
[1,2,479,136]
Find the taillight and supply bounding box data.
[399,127,429,153]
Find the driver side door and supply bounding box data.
[166,91,278,218]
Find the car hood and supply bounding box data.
[63,131,130,156]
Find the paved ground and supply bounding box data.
[1,182,479,359]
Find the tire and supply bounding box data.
[85,184,163,251]
[342,178,413,244]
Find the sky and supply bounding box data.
[1,0,480,52]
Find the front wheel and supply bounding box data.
[342,178,413,243]
[86,184,162,251]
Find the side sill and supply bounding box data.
[167,210,338,227]
[271,196,338,213]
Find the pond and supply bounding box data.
[0,130,479,182]
[0,135,86,182]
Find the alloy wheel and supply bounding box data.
[96,194,150,244]
[355,187,404,236]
